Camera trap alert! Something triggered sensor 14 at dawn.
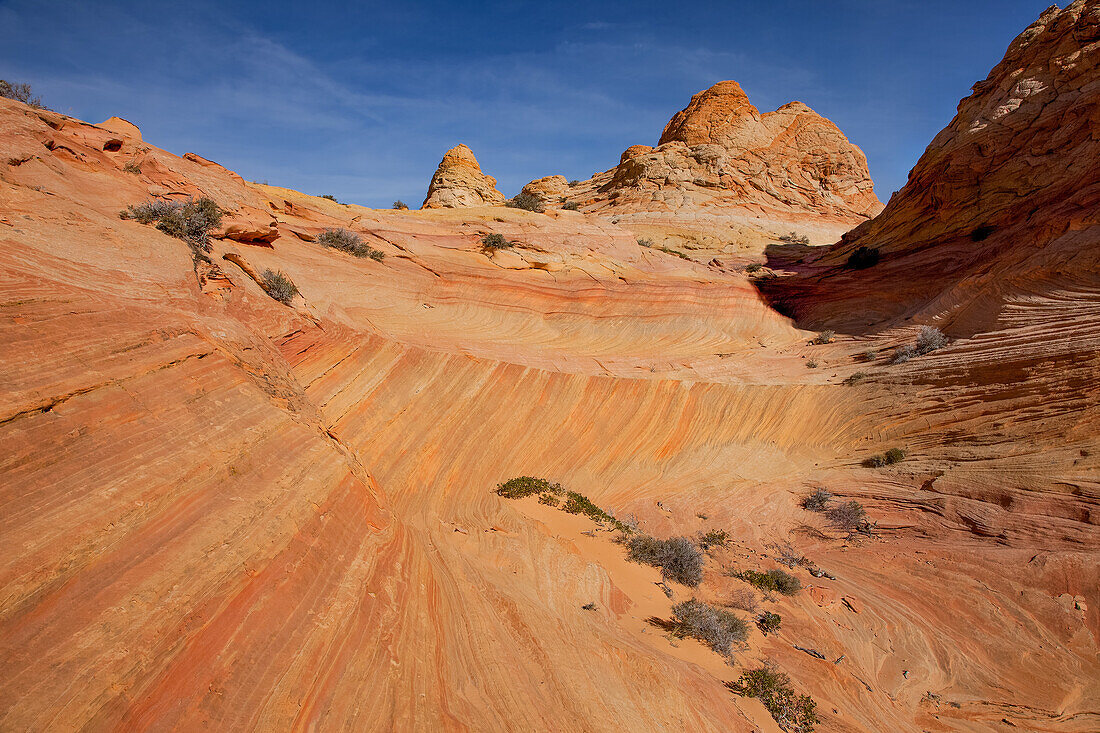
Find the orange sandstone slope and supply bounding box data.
[1,6,1099,733]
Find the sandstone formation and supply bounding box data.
[421,143,506,208]
[518,174,571,208]
[2,4,1100,731]
[563,80,882,227]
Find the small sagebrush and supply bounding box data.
[316,228,385,260]
[561,200,579,211]
[506,192,545,212]
[392,200,409,210]
[732,568,801,596]
[757,611,782,635]
[669,599,748,656]
[626,535,704,587]
[826,500,867,533]
[698,529,731,553]
[0,79,45,108]
[481,233,514,252]
[261,269,298,304]
[728,667,818,732]
[120,197,223,251]
[496,476,563,499]
[800,488,833,512]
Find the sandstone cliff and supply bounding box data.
[421,143,506,208]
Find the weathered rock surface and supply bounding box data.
[519,174,571,208]
[421,143,506,208]
[2,6,1100,732]
[564,80,881,227]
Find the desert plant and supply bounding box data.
[392,200,409,210]
[884,447,907,464]
[846,245,880,269]
[538,492,559,506]
[123,159,142,174]
[805,359,818,369]
[779,232,810,245]
[842,371,868,386]
[317,228,385,260]
[726,587,758,613]
[699,529,731,552]
[626,535,704,587]
[669,599,749,656]
[320,194,338,202]
[496,476,563,499]
[891,344,917,363]
[0,79,45,108]
[561,200,579,211]
[568,179,581,186]
[861,349,878,362]
[637,237,654,248]
[915,326,948,354]
[813,330,835,345]
[826,500,867,533]
[120,197,223,251]
[757,611,782,635]
[480,233,513,252]
[732,569,800,596]
[506,192,544,212]
[865,454,887,468]
[745,263,763,274]
[581,602,596,610]
[728,667,818,732]
[261,269,298,304]
[801,488,833,512]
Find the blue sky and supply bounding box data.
[2,0,1054,207]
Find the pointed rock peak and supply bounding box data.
[659,80,761,146]
[422,144,506,209]
[99,116,142,141]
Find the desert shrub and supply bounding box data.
[779,232,810,245]
[826,500,866,532]
[865,454,887,468]
[568,179,581,186]
[561,491,633,532]
[0,79,45,108]
[316,228,384,260]
[745,263,763,274]
[320,194,337,201]
[496,476,563,499]
[392,200,409,210]
[699,529,731,552]
[261,269,298,304]
[123,159,142,174]
[538,492,559,506]
[728,667,818,732]
[915,326,948,354]
[480,233,513,252]
[801,488,833,512]
[846,245,880,269]
[726,587,758,613]
[732,569,800,596]
[561,200,579,211]
[805,359,818,369]
[121,197,223,250]
[669,599,749,656]
[581,602,596,610]
[884,447,907,464]
[636,237,653,248]
[891,344,917,363]
[814,330,835,345]
[861,349,878,362]
[842,371,867,386]
[757,611,782,635]
[506,192,544,212]
[626,535,703,587]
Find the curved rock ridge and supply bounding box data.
[765,0,1100,331]
[558,80,881,225]
[421,143,506,209]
